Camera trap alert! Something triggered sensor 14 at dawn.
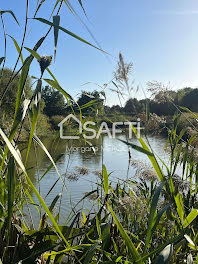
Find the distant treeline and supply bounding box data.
[1,68,198,136]
[105,87,198,116]
[41,86,198,118]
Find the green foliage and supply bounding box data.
[124,98,145,114]
[180,88,198,112]
[77,90,104,114]
[106,86,198,117]
[0,68,31,118]
[48,115,63,130]
[41,85,66,117]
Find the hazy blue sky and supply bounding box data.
[1,0,198,105]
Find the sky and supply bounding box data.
[1,0,198,105]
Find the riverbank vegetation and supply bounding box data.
[1,68,198,141]
[0,1,198,264]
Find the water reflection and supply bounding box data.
[21,134,168,225]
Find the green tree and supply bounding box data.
[41,85,66,117]
[0,68,31,121]
[77,90,104,114]
[124,98,144,114]
[180,88,198,112]
[111,104,122,113]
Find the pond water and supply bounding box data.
[23,134,169,226]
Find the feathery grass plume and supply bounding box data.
[38,55,52,76]
[75,166,89,175]
[113,52,133,97]
[131,158,158,181]
[118,194,148,216]
[93,169,103,179]
[114,53,133,84]
[147,80,175,103]
[66,171,79,181]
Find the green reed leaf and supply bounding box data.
[14,56,32,121]
[152,203,172,235]
[183,209,198,228]
[7,35,24,63]
[33,135,68,193]
[83,244,98,264]
[43,79,72,101]
[49,193,62,212]
[103,165,109,196]
[0,57,5,66]
[13,37,45,122]
[144,182,165,251]
[180,106,198,120]
[25,82,42,166]
[175,192,184,223]
[34,17,105,52]
[96,215,101,239]
[53,15,60,59]
[107,202,142,263]
[119,139,154,156]
[77,0,87,16]
[101,222,111,250]
[0,10,19,25]
[7,157,15,237]
[80,100,97,110]
[24,47,40,60]
[39,153,64,182]
[34,0,46,17]
[127,123,164,181]
[146,102,150,122]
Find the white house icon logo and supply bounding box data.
[58,115,142,140]
[58,114,83,139]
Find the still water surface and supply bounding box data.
[24,134,168,225]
